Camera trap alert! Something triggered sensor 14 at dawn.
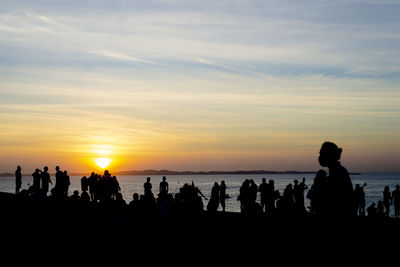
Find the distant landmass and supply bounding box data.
[0,169,361,177]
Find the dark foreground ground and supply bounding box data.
[1,191,400,258]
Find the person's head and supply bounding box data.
[262,178,266,183]
[221,180,225,185]
[133,193,139,200]
[17,165,21,171]
[162,176,166,181]
[104,170,109,175]
[56,166,60,171]
[44,166,48,172]
[64,170,68,175]
[396,185,400,190]
[146,177,151,182]
[319,141,342,167]
[73,190,79,196]
[214,182,219,187]
[384,186,390,191]
[35,168,40,173]
[294,179,299,185]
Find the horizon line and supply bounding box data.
[0,169,368,177]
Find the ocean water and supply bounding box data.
[1,173,400,215]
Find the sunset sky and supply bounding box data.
[1,1,400,173]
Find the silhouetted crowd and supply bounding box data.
[10,142,400,219]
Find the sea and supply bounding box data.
[1,173,400,215]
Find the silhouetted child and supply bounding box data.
[70,190,80,201]
[15,165,22,194]
[318,141,354,217]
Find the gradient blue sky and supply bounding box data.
[1,0,400,172]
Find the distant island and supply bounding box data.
[0,169,361,177]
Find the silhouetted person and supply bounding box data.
[31,169,41,194]
[294,178,308,213]
[111,176,120,200]
[265,180,278,215]
[238,179,250,214]
[81,176,88,193]
[367,203,377,217]
[54,166,64,197]
[129,193,140,211]
[249,179,258,204]
[41,166,52,196]
[63,170,70,196]
[318,141,354,217]
[383,186,392,216]
[70,190,80,201]
[159,176,169,198]
[207,182,220,213]
[259,178,268,212]
[283,183,295,214]
[392,185,400,218]
[87,172,97,201]
[377,200,385,217]
[220,180,227,212]
[80,191,90,204]
[353,183,367,216]
[144,177,153,198]
[307,170,327,215]
[15,165,22,194]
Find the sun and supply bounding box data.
[95,158,111,169]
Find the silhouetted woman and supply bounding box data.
[383,186,392,216]
[318,141,354,217]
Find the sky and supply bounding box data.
[1,0,400,173]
